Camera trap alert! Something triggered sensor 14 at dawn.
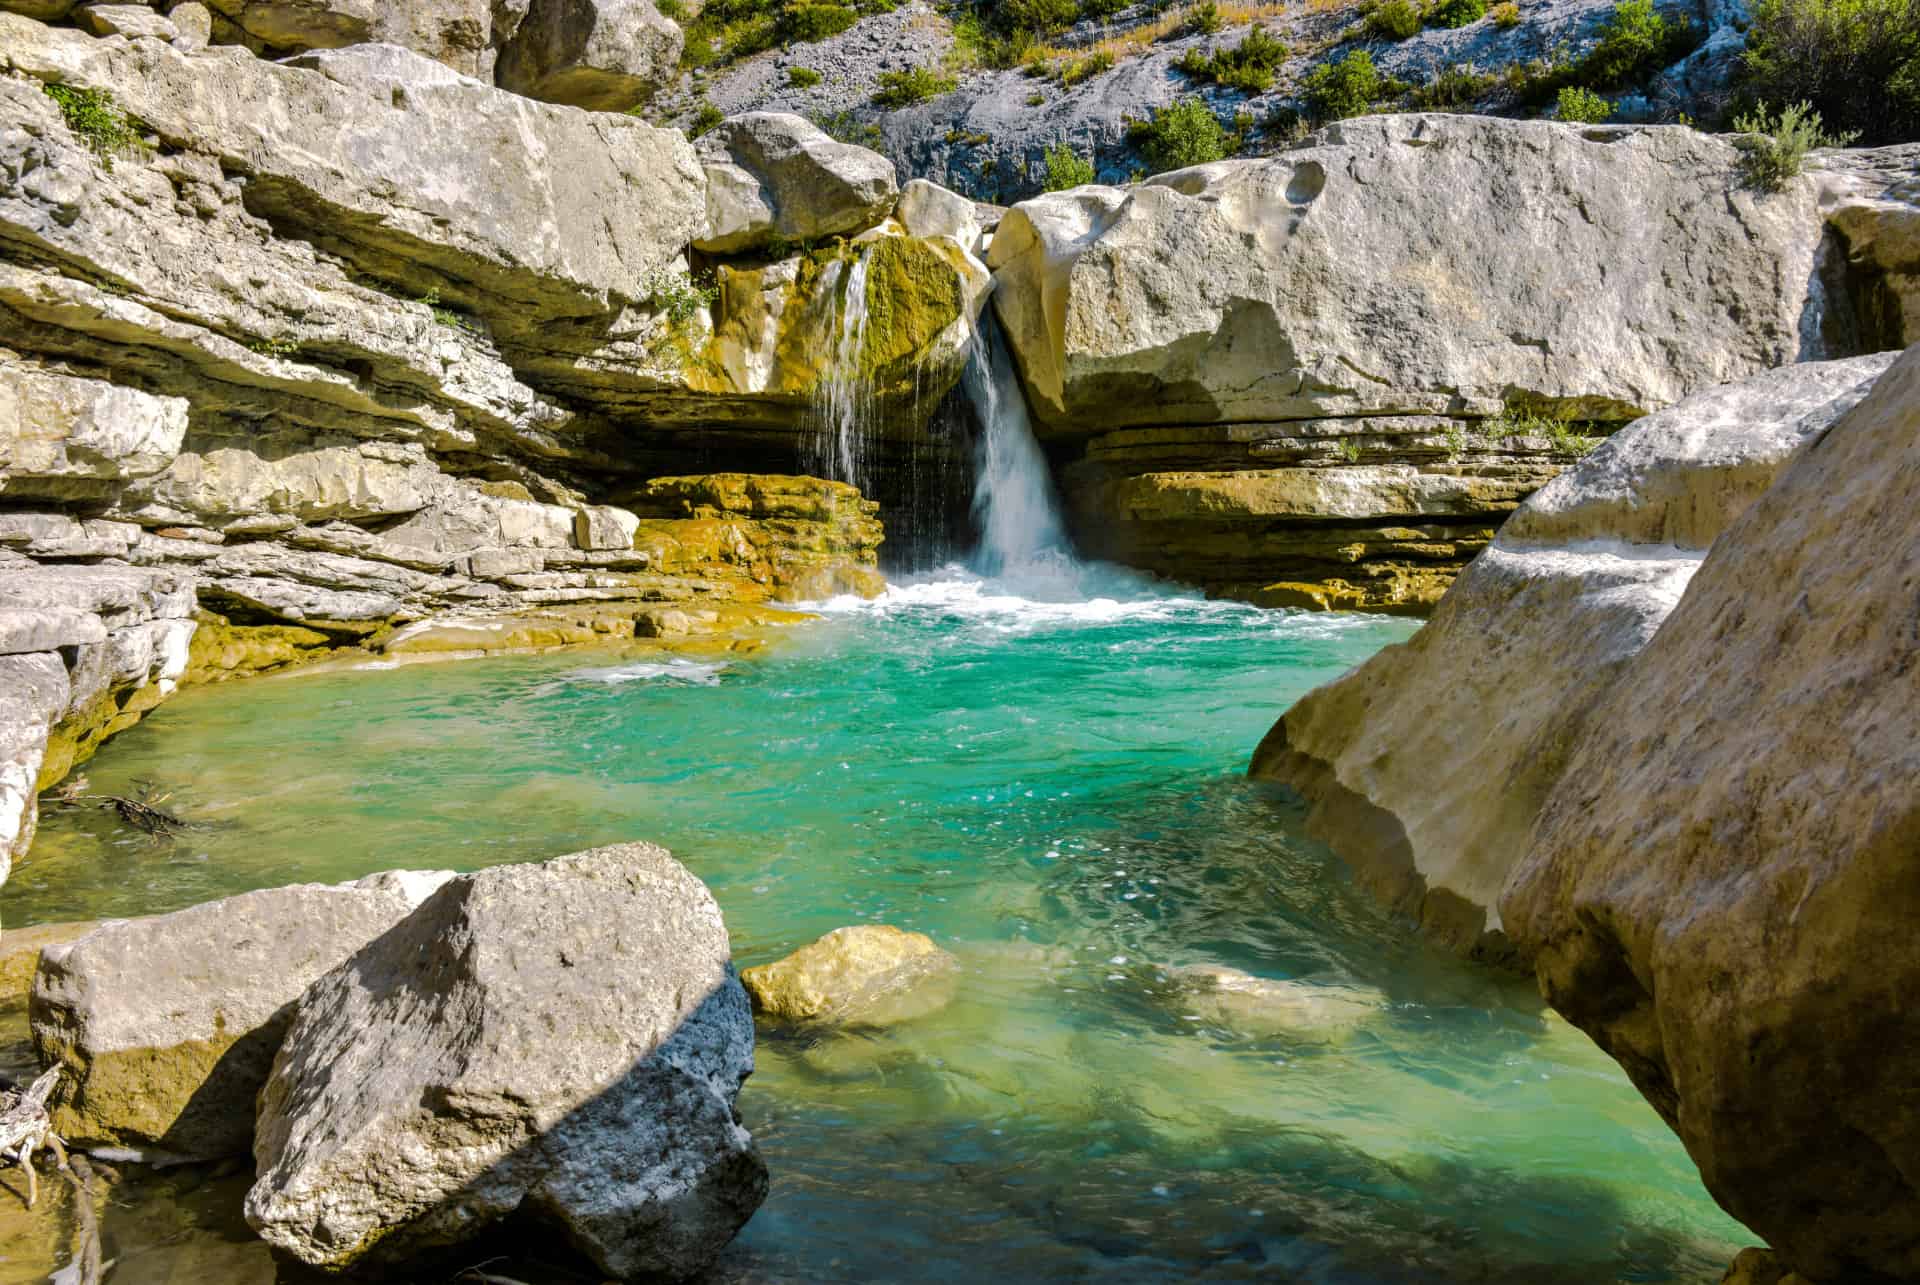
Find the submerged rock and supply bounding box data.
[29,869,456,1160]
[742,925,959,1028]
[247,843,766,1279]
[1502,344,1920,1280]
[1251,353,1897,959]
[1159,966,1385,1043]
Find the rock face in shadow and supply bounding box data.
[1500,344,1920,1282]
[1250,352,1896,960]
[247,843,766,1280]
[29,869,456,1161]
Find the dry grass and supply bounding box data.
[1023,0,1292,82]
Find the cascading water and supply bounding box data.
[805,251,877,497]
[961,302,1076,581]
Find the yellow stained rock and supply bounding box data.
[741,925,959,1029]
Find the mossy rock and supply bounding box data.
[184,615,340,684]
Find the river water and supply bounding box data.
[14,563,1748,1283]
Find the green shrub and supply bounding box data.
[1731,99,1860,190]
[1176,25,1289,91]
[1367,0,1422,39]
[788,65,823,86]
[1027,90,1048,104]
[1427,0,1486,27]
[42,83,143,170]
[644,269,719,326]
[1080,0,1127,18]
[1041,141,1098,188]
[1740,0,1920,144]
[1577,0,1688,85]
[657,0,685,16]
[812,108,884,145]
[873,65,959,105]
[1302,48,1399,120]
[1557,84,1613,121]
[1001,0,1080,33]
[1059,47,1116,85]
[1410,64,1496,107]
[781,2,857,40]
[688,101,725,137]
[1187,0,1224,34]
[1127,96,1228,171]
[1490,0,1521,26]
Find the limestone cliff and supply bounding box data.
[0,18,991,880]
[1249,352,1897,958]
[1502,343,1920,1282]
[989,115,1917,609]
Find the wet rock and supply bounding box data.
[247,843,766,1280]
[29,869,457,1161]
[495,0,682,112]
[1502,344,1920,1280]
[694,112,899,254]
[1250,353,1896,958]
[1159,966,1385,1042]
[742,925,959,1027]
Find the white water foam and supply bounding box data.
[571,658,730,686]
[964,308,1071,577]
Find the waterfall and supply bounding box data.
[806,250,877,497]
[963,305,1073,577]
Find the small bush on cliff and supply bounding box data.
[1410,64,1497,108]
[1731,100,1860,190]
[43,83,144,170]
[1302,49,1403,120]
[1557,84,1614,121]
[812,108,884,146]
[783,2,859,41]
[875,66,959,105]
[644,269,719,328]
[1175,26,1289,91]
[1041,142,1098,188]
[1127,97,1229,170]
[1577,0,1692,86]
[1367,0,1422,39]
[789,65,823,86]
[1740,0,1920,143]
[1428,0,1487,28]
[1490,1,1520,26]
[1001,0,1081,33]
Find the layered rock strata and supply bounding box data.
[990,115,1912,607]
[1250,352,1896,959]
[0,15,992,880]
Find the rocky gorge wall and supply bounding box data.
[984,113,1919,611]
[0,15,996,878]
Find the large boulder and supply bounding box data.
[694,112,898,255]
[495,0,682,112]
[1501,344,1920,1281]
[987,115,1840,437]
[1250,353,1897,959]
[247,843,767,1279]
[200,0,494,75]
[29,869,456,1160]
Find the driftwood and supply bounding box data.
[0,1067,67,1209]
[0,1068,105,1285]
[52,775,189,837]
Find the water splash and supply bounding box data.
[963,304,1074,582]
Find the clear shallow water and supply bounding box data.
[13,564,1748,1283]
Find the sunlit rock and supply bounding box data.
[30,869,457,1160]
[743,925,959,1028]
[248,843,766,1279]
